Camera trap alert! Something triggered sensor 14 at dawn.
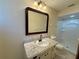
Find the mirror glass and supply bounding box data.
[28,10,47,33]
[25,7,49,35]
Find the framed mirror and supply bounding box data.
[25,7,49,35]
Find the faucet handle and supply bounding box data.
[40,34,42,39]
[38,34,42,42]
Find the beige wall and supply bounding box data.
[58,5,79,17]
[0,0,57,59]
[48,8,57,36]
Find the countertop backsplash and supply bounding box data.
[24,33,48,43]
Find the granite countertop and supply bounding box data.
[24,38,58,59]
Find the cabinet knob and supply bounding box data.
[45,53,48,56]
[47,53,48,55]
[45,55,46,56]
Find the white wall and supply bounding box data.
[58,5,79,17]
[0,0,57,59]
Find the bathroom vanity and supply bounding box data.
[24,38,57,59]
[24,7,55,59]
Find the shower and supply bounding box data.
[56,13,79,55]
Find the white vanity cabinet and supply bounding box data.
[31,47,55,59]
[24,38,57,59]
[37,48,52,59]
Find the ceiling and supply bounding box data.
[42,0,79,11]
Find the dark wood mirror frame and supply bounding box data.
[25,7,49,35]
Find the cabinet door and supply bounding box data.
[40,53,49,59]
[40,48,52,59]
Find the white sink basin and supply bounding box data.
[35,39,49,47]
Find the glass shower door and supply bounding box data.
[56,19,79,54]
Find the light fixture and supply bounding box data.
[43,3,47,9]
[38,1,42,8]
[39,3,42,8]
[43,6,46,9]
[34,0,47,9]
[34,1,38,6]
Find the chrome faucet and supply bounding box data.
[39,34,43,42]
